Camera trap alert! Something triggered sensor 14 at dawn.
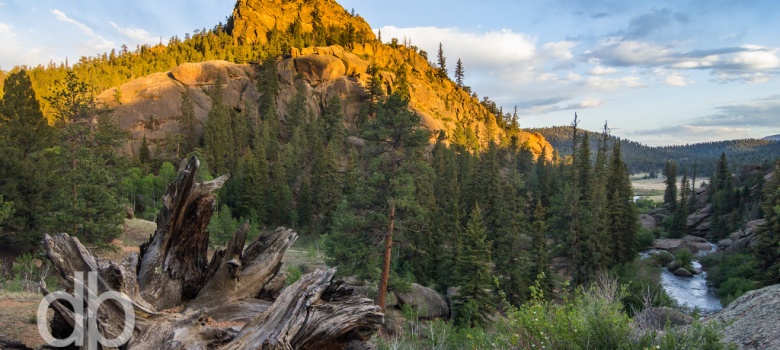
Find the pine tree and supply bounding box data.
[267,153,293,226]
[47,70,127,244]
[437,42,448,79]
[673,170,691,238]
[455,58,464,87]
[454,204,494,327]
[606,140,639,265]
[0,70,55,250]
[529,200,552,296]
[139,136,151,164]
[180,88,199,152]
[664,160,678,210]
[755,161,780,284]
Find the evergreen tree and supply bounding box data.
[437,42,448,79]
[606,141,639,265]
[0,70,55,250]
[664,160,678,210]
[454,204,494,327]
[233,149,268,223]
[755,161,780,284]
[139,136,151,164]
[47,70,127,244]
[671,171,691,238]
[267,153,293,226]
[455,58,464,87]
[203,75,237,175]
[528,200,552,296]
[180,88,199,152]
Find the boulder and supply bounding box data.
[709,284,780,350]
[718,238,734,251]
[383,308,405,336]
[350,285,397,309]
[653,239,682,251]
[667,261,683,272]
[125,206,135,219]
[682,235,712,252]
[690,267,702,275]
[394,283,449,319]
[673,267,694,278]
[648,207,671,222]
[293,54,347,86]
[639,214,657,230]
[634,307,693,331]
[687,212,710,229]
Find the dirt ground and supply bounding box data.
[0,294,48,347]
[0,218,157,347]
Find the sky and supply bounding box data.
[1,0,779,146]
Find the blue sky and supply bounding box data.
[1,0,779,145]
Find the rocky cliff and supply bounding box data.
[96,0,552,159]
[709,284,780,349]
[228,0,375,45]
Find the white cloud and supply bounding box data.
[589,65,618,75]
[51,9,95,36]
[50,9,114,55]
[585,75,646,90]
[110,22,158,45]
[579,97,603,108]
[664,72,688,87]
[586,40,780,83]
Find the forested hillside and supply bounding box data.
[2,0,778,348]
[530,126,780,174]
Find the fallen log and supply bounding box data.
[40,156,383,349]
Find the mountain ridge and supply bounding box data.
[86,0,553,160]
[528,125,780,174]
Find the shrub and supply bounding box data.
[674,249,694,270]
[701,253,760,305]
[285,265,303,286]
[636,229,656,249]
[614,260,674,316]
[652,250,674,266]
[718,277,757,306]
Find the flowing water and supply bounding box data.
[641,244,723,314]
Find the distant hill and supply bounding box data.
[528,126,780,175]
[764,134,780,141]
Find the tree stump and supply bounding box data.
[40,156,383,349]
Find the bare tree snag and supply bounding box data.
[377,200,395,313]
[225,269,384,350]
[137,156,228,309]
[39,156,383,349]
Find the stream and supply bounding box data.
[641,244,723,314]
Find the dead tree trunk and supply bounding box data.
[41,156,383,349]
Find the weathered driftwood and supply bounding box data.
[41,156,383,349]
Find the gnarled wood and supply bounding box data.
[137,156,228,309]
[40,156,383,349]
[225,269,383,350]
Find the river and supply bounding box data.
[641,244,723,314]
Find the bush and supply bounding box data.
[375,274,736,350]
[701,253,760,305]
[285,265,303,286]
[652,250,674,267]
[614,260,674,316]
[674,249,694,270]
[636,229,656,249]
